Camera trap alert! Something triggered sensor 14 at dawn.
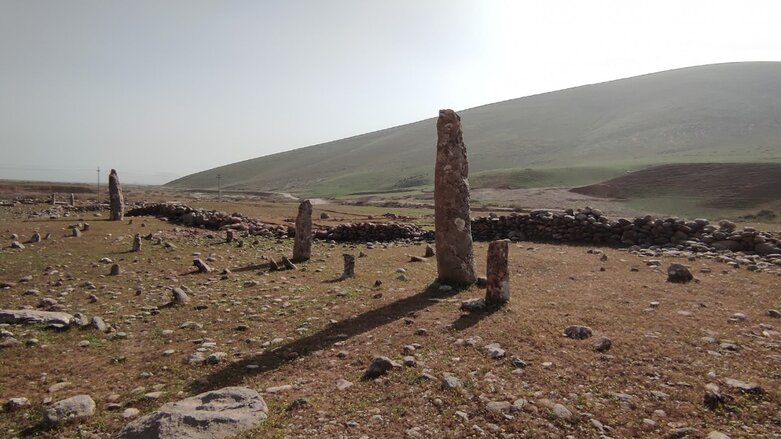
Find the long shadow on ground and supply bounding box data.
[189,282,488,392]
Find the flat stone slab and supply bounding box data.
[0,309,74,327]
[116,386,268,439]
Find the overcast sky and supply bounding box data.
[1,0,780,184]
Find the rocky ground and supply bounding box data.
[0,199,779,439]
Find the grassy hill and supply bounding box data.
[166,62,781,197]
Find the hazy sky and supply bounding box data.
[1,0,780,184]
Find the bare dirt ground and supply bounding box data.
[1,197,780,439]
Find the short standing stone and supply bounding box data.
[30,233,41,243]
[424,244,435,258]
[340,254,355,279]
[667,264,693,283]
[193,258,212,273]
[132,234,142,252]
[292,200,313,262]
[109,169,125,221]
[226,230,234,242]
[485,240,510,306]
[170,288,190,306]
[72,228,81,238]
[564,325,593,340]
[115,387,268,439]
[44,394,96,424]
[110,264,121,276]
[434,109,476,285]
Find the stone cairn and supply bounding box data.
[434,109,476,285]
[485,240,510,306]
[132,234,142,252]
[340,254,355,279]
[292,200,313,262]
[108,169,124,221]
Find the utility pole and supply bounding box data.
[217,174,222,201]
[96,167,100,202]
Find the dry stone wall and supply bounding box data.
[126,203,780,257]
[472,207,780,255]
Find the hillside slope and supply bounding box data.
[166,62,781,196]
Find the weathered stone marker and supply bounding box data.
[132,234,142,252]
[193,258,212,273]
[110,264,121,276]
[292,200,313,262]
[108,169,124,221]
[51,193,56,206]
[341,254,355,279]
[70,193,75,206]
[434,109,476,285]
[485,240,510,306]
[30,232,41,243]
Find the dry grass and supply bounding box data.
[0,200,779,439]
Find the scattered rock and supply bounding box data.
[44,394,96,425]
[667,263,693,283]
[564,325,593,340]
[116,387,268,439]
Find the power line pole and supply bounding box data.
[217,174,222,201]
[96,167,100,201]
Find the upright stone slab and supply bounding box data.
[132,234,142,252]
[108,169,125,221]
[292,200,313,262]
[434,109,476,285]
[51,193,56,206]
[70,193,75,206]
[485,240,510,306]
[341,254,355,279]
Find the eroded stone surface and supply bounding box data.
[116,387,268,439]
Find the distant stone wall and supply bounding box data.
[472,207,780,255]
[126,203,781,256]
[126,204,289,238]
[316,222,433,242]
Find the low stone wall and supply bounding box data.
[316,222,433,242]
[126,204,289,238]
[472,207,780,255]
[127,203,781,256]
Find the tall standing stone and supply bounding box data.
[51,193,56,206]
[132,234,141,252]
[70,193,75,206]
[434,109,476,285]
[485,240,510,306]
[108,169,124,221]
[292,200,312,262]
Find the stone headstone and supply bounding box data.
[132,234,142,252]
[109,169,125,221]
[292,200,312,262]
[485,240,510,306]
[341,254,355,279]
[193,258,212,273]
[434,109,476,285]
